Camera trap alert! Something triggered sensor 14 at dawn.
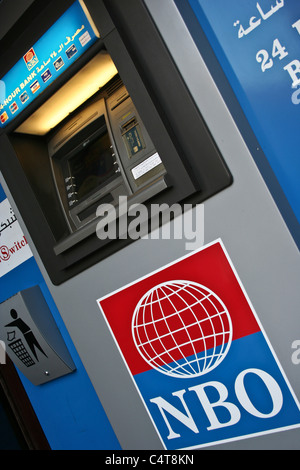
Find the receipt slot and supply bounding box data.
[0,286,76,385]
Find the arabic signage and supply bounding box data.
[0,198,33,277]
[187,0,300,224]
[97,240,300,450]
[0,0,98,128]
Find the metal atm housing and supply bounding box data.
[0,0,231,285]
[48,73,167,253]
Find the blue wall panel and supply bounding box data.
[186,0,300,226]
[0,185,120,450]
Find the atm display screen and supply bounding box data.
[68,131,117,202]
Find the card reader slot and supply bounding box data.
[121,117,137,134]
[53,176,169,256]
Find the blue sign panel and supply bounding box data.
[187,0,300,223]
[98,241,300,450]
[0,1,98,128]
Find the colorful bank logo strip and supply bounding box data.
[0,0,98,128]
[98,240,300,450]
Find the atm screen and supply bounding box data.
[47,76,167,235]
[67,131,117,203]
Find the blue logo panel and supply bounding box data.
[0,1,98,128]
[187,0,300,223]
[135,332,300,449]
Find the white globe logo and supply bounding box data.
[132,280,233,378]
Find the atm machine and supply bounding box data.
[0,0,299,450]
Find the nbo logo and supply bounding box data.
[131,280,284,440]
[150,367,283,439]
